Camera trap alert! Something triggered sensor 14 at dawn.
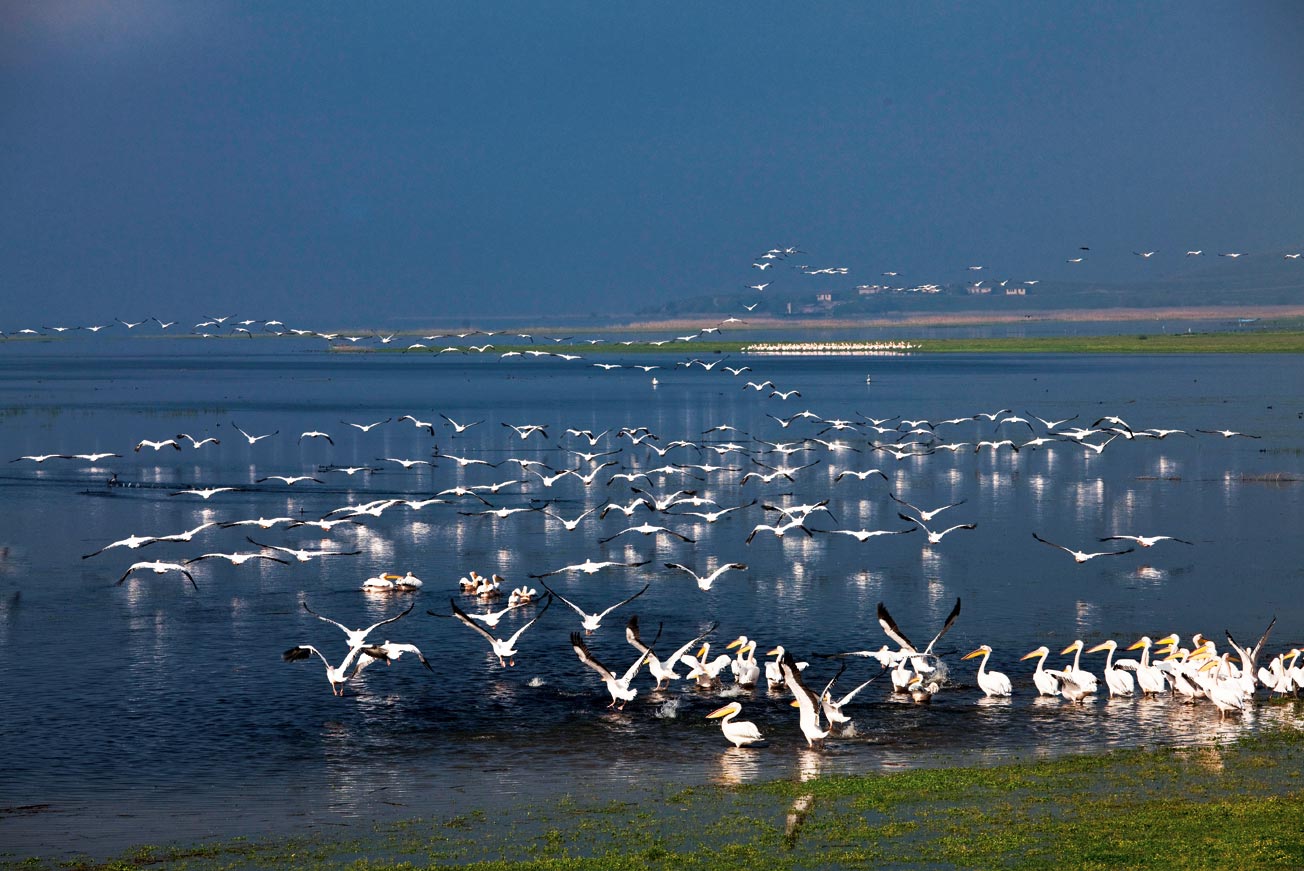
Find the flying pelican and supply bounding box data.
[184,552,289,566]
[175,433,220,448]
[541,507,597,531]
[818,663,882,728]
[528,558,650,579]
[82,533,159,559]
[117,561,197,589]
[875,598,962,688]
[1032,533,1134,563]
[300,600,414,653]
[962,645,1012,697]
[817,527,915,543]
[663,562,747,591]
[134,439,181,452]
[256,475,324,485]
[777,650,828,748]
[570,632,650,709]
[625,616,717,689]
[543,583,649,633]
[298,431,334,445]
[341,418,392,432]
[398,415,436,435]
[598,523,695,545]
[231,423,278,445]
[889,493,967,522]
[1099,534,1193,548]
[437,597,552,667]
[246,537,362,562]
[170,486,240,500]
[282,644,366,696]
[1195,429,1261,439]
[355,642,434,675]
[706,702,764,748]
[897,514,977,545]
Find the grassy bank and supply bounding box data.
[17,727,1304,871]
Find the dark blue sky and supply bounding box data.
[3,2,1302,327]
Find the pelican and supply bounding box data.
[778,651,828,748]
[246,538,362,562]
[300,600,414,652]
[1199,655,1248,717]
[625,616,717,689]
[184,552,289,566]
[818,526,915,543]
[71,452,122,462]
[82,533,159,559]
[819,663,882,727]
[1196,429,1261,439]
[1019,647,1064,697]
[1099,534,1193,548]
[683,641,735,688]
[1085,640,1136,697]
[875,598,962,688]
[706,702,764,748]
[282,644,366,696]
[543,583,649,634]
[598,523,695,545]
[726,637,762,688]
[542,507,597,531]
[342,418,392,432]
[1123,635,1175,697]
[438,596,551,666]
[170,486,240,500]
[134,439,180,452]
[117,561,197,589]
[897,514,977,545]
[502,422,548,440]
[175,433,220,448]
[298,431,334,445]
[962,645,1012,697]
[1058,640,1099,694]
[663,562,747,591]
[889,493,967,522]
[231,423,278,445]
[570,632,649,709]
[1033,533,1134,563]
[528,558,650,579]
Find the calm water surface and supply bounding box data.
[1,341,1301,858]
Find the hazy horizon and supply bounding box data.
[3,2,1302,327]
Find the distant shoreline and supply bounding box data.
[612,303,1304,333]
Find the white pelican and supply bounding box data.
[875,598,962,687]
[819,663,881,727]
[625,616,717,689]
[570,632,649,709]
[1199,655,1248,717]
[502,422,548,440]
[663,562,747,591]
[246,537,362,562]
[1085,640,1136,697]
[282,644,366,696]
[231,423,278,445]
[1099,534,1193,548]
[897,514,977,545]
[170,486,240,500]
[256,475,324,485]
[1059,640,1099,694]
[117,561,197,589]
[778,651,828,748]
[598,524,694,545]
[185,552,289,567]
[542,583,649,634]
[1019,647,1063,697]
[706,702,764,748]
[683,641,734,689]
[1195,429,1260,439]
[439,596,551,666]
[82,533,159,559]
[1125,636,1172,696]
[175,433,220,448]
[134,439,180,452]
[528,558,650,579]
[962,645,1012,697]
[341,418,392,432]
[726,637,762,688]
[889,493,967,522]
[298,431,334,445]
[301,601,414,652]
[1032,533,1134,563]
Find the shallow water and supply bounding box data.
[0,341,1301,858]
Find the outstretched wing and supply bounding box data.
[876,601,917,653]
[596,583,650,619]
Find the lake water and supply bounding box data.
[1,338,1301,859]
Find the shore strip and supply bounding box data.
[16,726,1303,871]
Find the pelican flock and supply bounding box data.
[3,265,1299,770]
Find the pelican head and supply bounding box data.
[726,635,749,651]
[1060,640,1084,656]
[1086,640,1117,654]
[707,702,742,719]
[962,645,992,660]
[1126,637,1152,652]
[1020,646,1050,661]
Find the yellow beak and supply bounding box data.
[1019,649,1045,661]
[1059,642,1081,655]
[1085,641,1112,654]
[725,638,744,651]
[706,704,736,719]
[961,648,986,660]
[1125,639,1147,651]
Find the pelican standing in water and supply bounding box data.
[962,645,1012,697]
[706,702,764,748]
[1019,647,1064,697]
[1085,640,1136,698]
